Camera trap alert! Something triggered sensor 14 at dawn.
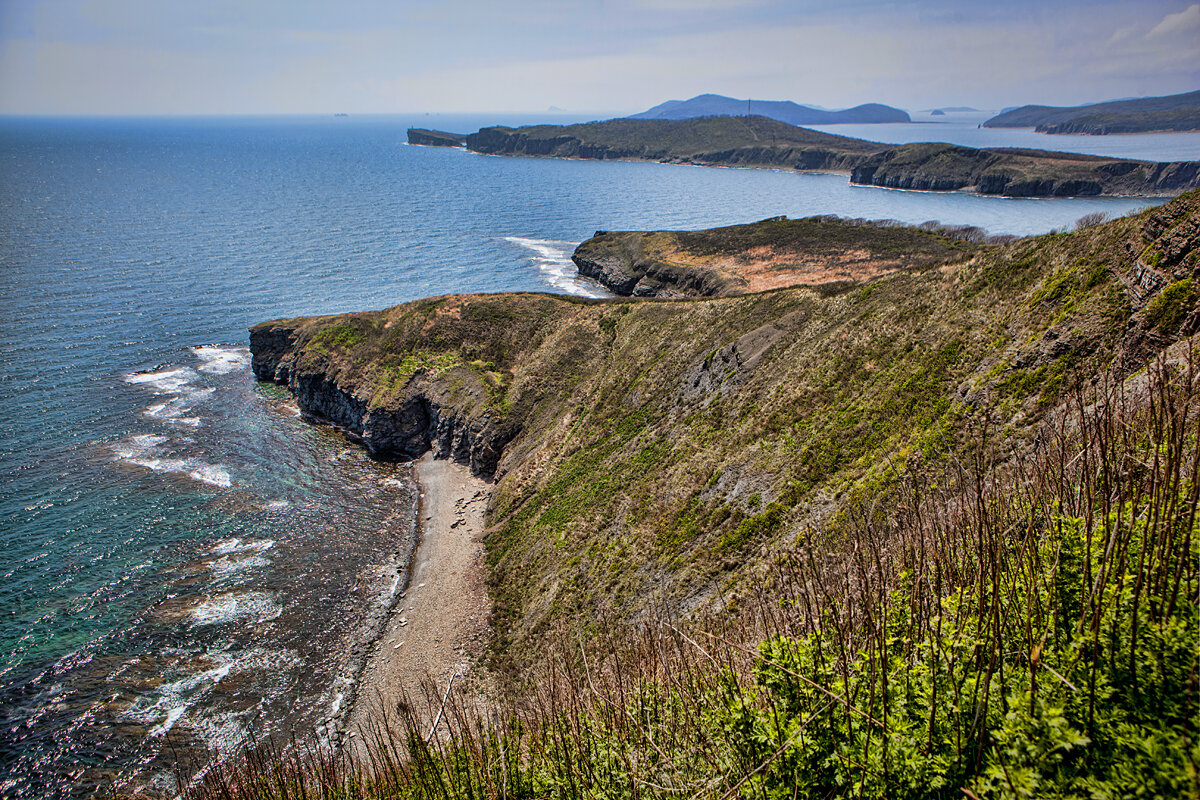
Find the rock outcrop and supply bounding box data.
[250,323,516,479]
[407,129,468,147]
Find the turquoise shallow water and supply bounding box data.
[0,114,1188,796]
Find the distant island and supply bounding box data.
[408,115,1200,197]
[983,89,1200,134]
[925,106,981,114]
[629,93,910,125]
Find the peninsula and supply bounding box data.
[408,115,1200,197]
[983,89,1200,134]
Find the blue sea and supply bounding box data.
[1,112,1196,797]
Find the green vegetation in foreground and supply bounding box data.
[191,356,1199,800]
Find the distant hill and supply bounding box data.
[984,90,1200,134]
[460,115,1200,197]
[630,93,910,125]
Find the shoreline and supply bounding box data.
[344,452,491,753]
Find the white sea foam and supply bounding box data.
[209,538,275,556]
[119,449,233,488]
[503,237,611,299]
[125,657,236,737]
[188,464,232,488]
[193,345,251,375]
[124,367,200,394]
[190,592,281,627]
[210,554,271,579]
[380,477,408,489]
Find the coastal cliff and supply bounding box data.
[850,142,1200,196]
[251,191,1198,671]
[984,89,1200,134]
[455,116,1200,197]
[571,215,979,297]
[406,128,467,147]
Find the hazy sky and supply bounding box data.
[1,0,1197,115]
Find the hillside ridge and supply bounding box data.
[984,89,1200,134]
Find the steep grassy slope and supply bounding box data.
[252,192,1199,678]
[984,89,1200,134]
[571,215,980,297]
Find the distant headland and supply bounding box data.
[983,89,1200,135]
[408,115,1200,198]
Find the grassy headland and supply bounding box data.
[430,115,1200,197]
[984,89,1200,134]
[571,215,981,297]
[230,191,1200,799]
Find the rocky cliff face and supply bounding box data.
[250,324,515,479]
[850,143,1200,197]
[407,129,468,147]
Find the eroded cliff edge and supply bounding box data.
[251,192,1198,673]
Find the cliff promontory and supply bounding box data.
[571,215,979,297]
[456,116,1200,197]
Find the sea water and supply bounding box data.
[0,113,1194,797]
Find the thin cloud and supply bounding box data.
[1148,2,1200,37]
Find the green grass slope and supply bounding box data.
[213,193,1200,799]
[252,192,1199,677]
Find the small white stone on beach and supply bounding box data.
[393,641,404,649]
[418,583,426,588]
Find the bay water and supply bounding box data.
[1,113,1194,797]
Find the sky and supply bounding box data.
[0,0,1197,116]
